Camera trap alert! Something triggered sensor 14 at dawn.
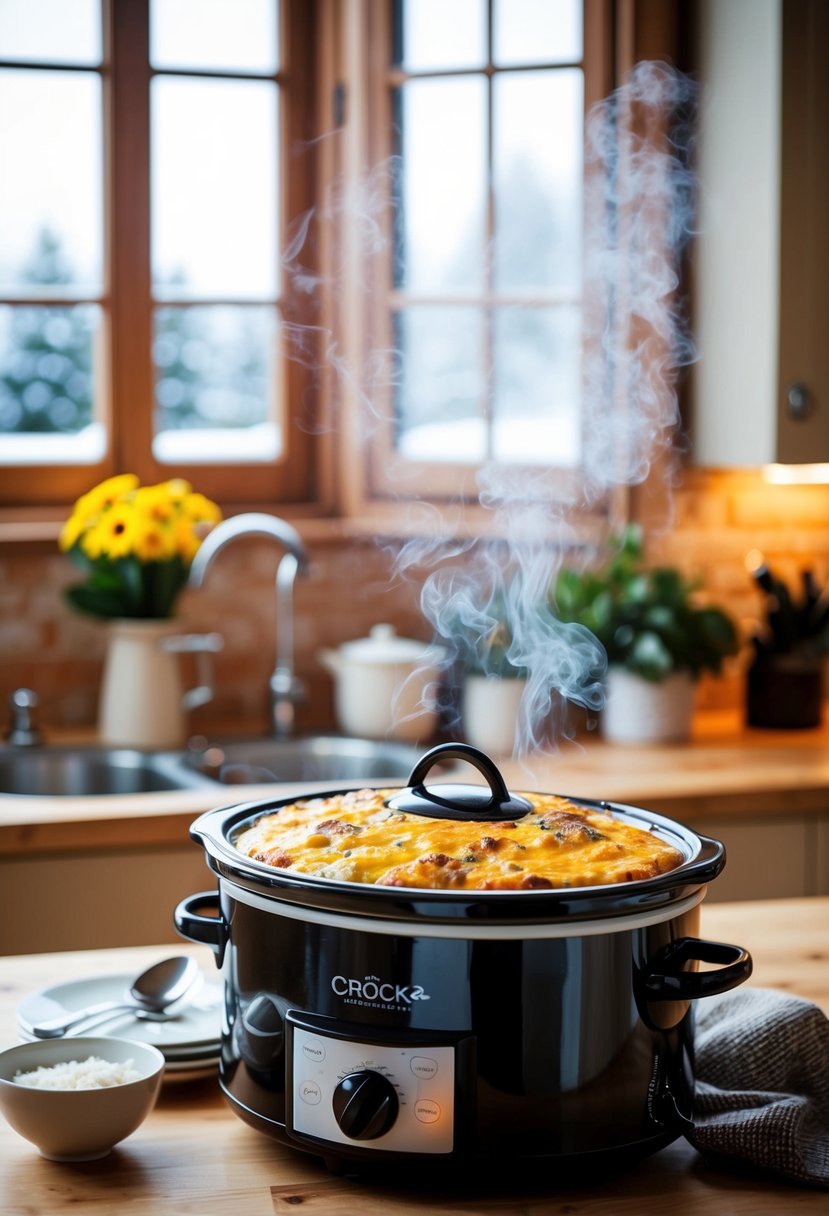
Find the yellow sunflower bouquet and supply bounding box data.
[59,474,222,619]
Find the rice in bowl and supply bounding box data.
[14,1055,142,1090]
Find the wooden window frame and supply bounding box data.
[0,0,323,512]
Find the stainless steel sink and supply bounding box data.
[0,736,424,796]
[182,735,422,785]
[0,745,216,797]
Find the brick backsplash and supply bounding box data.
[2,467,828,738]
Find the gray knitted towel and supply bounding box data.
[687,986,829,1188]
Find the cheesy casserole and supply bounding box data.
[234,788,684,890]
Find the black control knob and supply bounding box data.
[331,1070,399,1140]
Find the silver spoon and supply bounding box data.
[30,956,201,1039]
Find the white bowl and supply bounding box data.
[0,1036,164,1161]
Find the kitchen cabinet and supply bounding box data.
[691,0,829,467]
[0,846,210,956]
[686,811,826,903]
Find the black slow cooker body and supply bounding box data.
[213,886,705,1168]
[176,748,752,1174]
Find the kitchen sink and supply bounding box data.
[0,736,424,796]
[0,745,216,797]
[181,734,423,786]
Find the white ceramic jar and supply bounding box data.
[317,624,446,743]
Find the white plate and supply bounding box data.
[17,972,223,1058]
[162,1057,220,1082]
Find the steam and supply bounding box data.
[283,63,699,755]
[398,63,698,753]
[581,61,697,495]
[279,159,404,437]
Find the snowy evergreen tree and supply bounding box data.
[0,228,95,434]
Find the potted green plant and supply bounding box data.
[551,525,739,743]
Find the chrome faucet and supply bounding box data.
[187,513,310,738]
[5,688,43,746]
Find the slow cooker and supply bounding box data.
[175,743,752,1174]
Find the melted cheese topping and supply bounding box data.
[233,788,684,891]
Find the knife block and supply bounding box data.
[746,654,824,730]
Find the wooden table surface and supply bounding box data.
[1,897,827,1215]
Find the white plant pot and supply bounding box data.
[601,669,696,745]
[462,675,528,756]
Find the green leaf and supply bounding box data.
[628,631,674,681]
[64,584,131,619]
[147,555,188,618]
[619,523,643,559]
[649,568,687,605]
[642,604,677,634]
[588,589,615,638]
[552,567,583,617]
[625,574,652,604]
[690,608,740,672]
[112,558,145,613]
[65,545,96,575]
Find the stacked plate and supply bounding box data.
[16,972,223,1081]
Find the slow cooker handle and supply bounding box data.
[173,890,227,966]
[385,742,533,821]
[644,937,753,1001]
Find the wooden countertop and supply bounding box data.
[2,712,829,858]
[1,897,827,1214]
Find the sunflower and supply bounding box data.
[58,504,90,553]
[182,491,222,526]
[134,513,178,563]
[82,502,138,561]
[134,481,187,527]
[80,473,139,518]
[59,474,140,552]
[173,517,202,563]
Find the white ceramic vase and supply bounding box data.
[98,619,222,749]
[601,668,696,745]
[98,619,187,749]
[462,674,528,756]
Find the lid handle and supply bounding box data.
[385,742,532,821]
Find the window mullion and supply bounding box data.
[484,3,495,461]
[107,0,154,482]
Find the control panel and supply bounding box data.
[288,1016,457,1154]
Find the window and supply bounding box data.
[332,0,612,516]
[0,0,616,522]
[150,12,281,466]
[0,0,316,508]
[0,0,104,484]
[394,0,584,467]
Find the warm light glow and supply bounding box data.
[744,548,765,575]
[762,464,829,485]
